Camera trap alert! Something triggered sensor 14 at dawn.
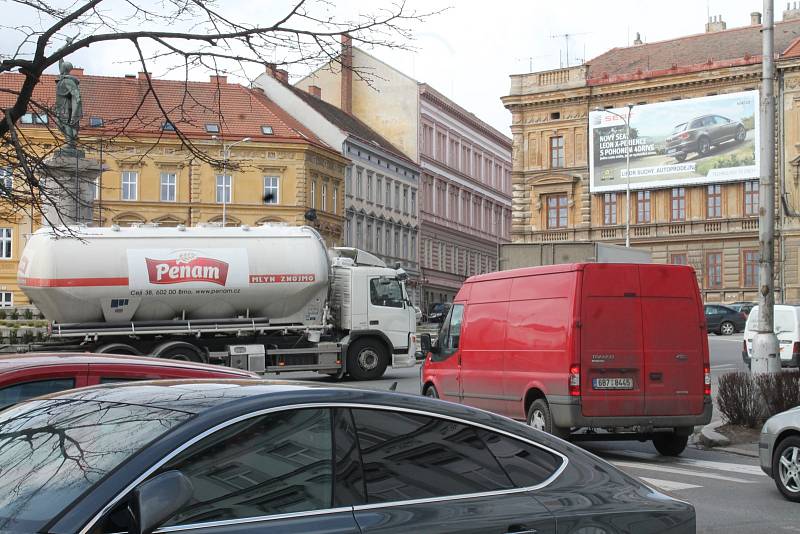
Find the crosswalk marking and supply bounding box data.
[639,477,702,491]
[611,460,758,483]
[614,450,766,477]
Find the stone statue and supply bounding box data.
[54,36,82,149]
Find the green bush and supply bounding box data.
[0,310,6,320]
[23,309,32,320]
[21,330,33,344]
[9,310,18,320]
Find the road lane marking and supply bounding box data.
[639,477,702,491]
[613,450,766,476]
[611,460,758,483]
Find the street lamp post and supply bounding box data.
[594,104,634,247]
[212,136,250,226]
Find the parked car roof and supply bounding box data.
[0,352,258,377]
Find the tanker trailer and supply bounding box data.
[17,224,417,380]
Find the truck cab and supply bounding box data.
[331,248,417,379]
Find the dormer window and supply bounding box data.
[89,117,104,127]
[205,123,220,133]
[20,113,48,125]
[162,121,176,132]
[261,125,273,135]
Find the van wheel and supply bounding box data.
[527,399,569,440]
[652,432,688,456]
[424,384,439,399]
[674,153,687,163]
[773,436,800,502]
[698,136,711,156]
[347,338,388,381]
[720,321,735,336]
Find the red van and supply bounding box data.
[420,263,712,456]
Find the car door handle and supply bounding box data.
[650,372,663,381]
[370,320,379,325]
[675,354,688,361]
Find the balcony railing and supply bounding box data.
[584,217,761,242]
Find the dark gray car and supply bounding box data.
[0,380,695,533]
[666,114,747,162]
[704,303,747,335]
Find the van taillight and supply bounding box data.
[704,365,711,396]
[569,364,580,396]
[793,342,800,356]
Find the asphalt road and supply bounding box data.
[265,333,800,532]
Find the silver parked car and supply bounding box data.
[760,405,800,502]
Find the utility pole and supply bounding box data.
[752,0,781,374]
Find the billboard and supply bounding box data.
[589,90,759,192]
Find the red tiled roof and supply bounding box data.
[586,18,800,84]
[0,72,327,146]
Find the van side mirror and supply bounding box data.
[419,333,432,354]
[133,470,194,534]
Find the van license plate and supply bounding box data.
[593,377,633,390]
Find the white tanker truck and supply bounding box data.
[16,224,418,380]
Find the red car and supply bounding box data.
[0,353,259,410]
[420,263,712,456]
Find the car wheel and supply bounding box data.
[674,153,686,163]
[652,432,688,456]
[720,321,735,336]
[773,436,800,502]
[424,384,439,399]
[735,125,746,142]
[347,338,389,380]
[698,136,711,156]
[527,399,569,440]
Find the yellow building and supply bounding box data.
[503,11,800,302]
[0,71,347,307]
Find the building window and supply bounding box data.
[89,117,104,128]
[376,224,383,254]
[216,175,232,204]
[546,194,568,229]
[744,181,758,216]
[422,124,434,156]
[402,232,409,259]
[366,173,373,202]
[743,250,759,287]
[411,234,417,261]
[356,168,363,199]
[602,193,617,225]
[385,179,392,207]
[160,172,176,202]
[394,184,400,210]
[161,121,175,132]
[0,292,11,307]
[332,186,338,214]
[0,228,11,260]
[204,123,219,134]
[366,221,373,250]
[322,182,328,212]
[0,168,12,192]
[356,219,363,249]
[550,136,565,168]
[20,112,47,124]
[636,191,651,223]
[376,177,383,204]
[121,171,138,201]
[403,188,409,214]
[394,229,400,257]
[706,252,722,289]
[671,187,686,221]
[345,166,352,195]
[411,190,416,214]
[263,176,279,204]
[670,253,688,265]
[261,125,273,135]
[310,179,317,209]
[707,184,722,219]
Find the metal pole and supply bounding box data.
[625,105,632,248]
[222,144,227,227]
[752,0,781,374]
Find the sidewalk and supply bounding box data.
[694,419,760,458]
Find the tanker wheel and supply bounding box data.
[96,343,141,356]
[158,345,204,363]
[347,338,388,381]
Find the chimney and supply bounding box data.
[264,64,289,83]
[341,34,353,114]
[705,14,727,32]
[308,85,322,98]
[210,74,227,85]
[69,67,84,76]
[751,11,762,25]
[137,71,150,80]
[633,32,643,45]
[784,2,800,20]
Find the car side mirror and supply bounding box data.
[420,333,432,354]
[133,470,194,534]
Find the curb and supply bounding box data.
[696,420,731,448]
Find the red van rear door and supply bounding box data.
[580,264,645,417]
[639,265,705,416]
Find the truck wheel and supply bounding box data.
[347,338,388,381]
[773,436,800,502]
[155,342,204,363]
[527,399,569,440]
[96,343,141,356]
[652,432,688,456]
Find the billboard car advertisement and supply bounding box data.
[589,90,758,192]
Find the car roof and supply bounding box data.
[0,352,256,376]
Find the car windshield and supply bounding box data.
[671,122,687,133]
[0,396,192,532]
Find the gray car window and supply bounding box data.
[477,428,562,487]
[0,378,75,410]
[159,408,333,527]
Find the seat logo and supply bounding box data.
[592,354,615,363]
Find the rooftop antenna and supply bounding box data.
[551,31,590,68]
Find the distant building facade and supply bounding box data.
[503,9,800,302]
[254,68,422,303]
[296,43,512,310]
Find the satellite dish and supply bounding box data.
[304,209,318,222]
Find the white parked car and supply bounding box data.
[760,405,800,502]
[743,305,800,369]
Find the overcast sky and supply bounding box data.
[2,0,771,136]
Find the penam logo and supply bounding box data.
[145,252,229,285]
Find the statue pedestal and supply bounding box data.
[41,150,100,226]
